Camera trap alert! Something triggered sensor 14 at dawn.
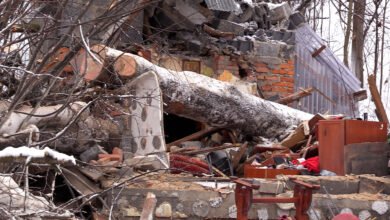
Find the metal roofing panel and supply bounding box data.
[205,0,242,14]
[294,23,361,116]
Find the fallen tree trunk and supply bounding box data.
[0,100,120,152]
[74,45,313,139]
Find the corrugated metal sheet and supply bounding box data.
[205,0,242,14]
[294,24,361,117]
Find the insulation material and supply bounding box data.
[126,71,168,166]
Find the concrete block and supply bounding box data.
[289,12,305,29]
[253,179,286,194]
[319,178,359,194]
[284,175,359,194]
[254,41,281,57]
[254,56,282,66]
[175,0,208,25]
[268,2,292,23]
[186,40,203,54]
[359,175,390,194]
[215,19,246,36]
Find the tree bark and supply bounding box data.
[74,45,313,139]
[351,0,366,86]
[343,0,353,67]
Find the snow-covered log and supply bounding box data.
[0,146,76,165]
[75,45,313,139]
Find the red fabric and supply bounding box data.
[301,156,320,173]
[332,213,359,220]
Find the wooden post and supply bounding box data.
[140,192,157,220]
[368,74,389,124]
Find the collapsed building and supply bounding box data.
[0,0,388,219]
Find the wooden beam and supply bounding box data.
[312,45,326,57]
[368,74,389,124]
[232,142,248,169]
[179,143,241,156]
[276,87,314,104]
[167,127,222,149]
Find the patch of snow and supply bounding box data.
[0,146,76,165]
[267,2,284,10]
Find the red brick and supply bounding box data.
[287,59,294,65]
[280,77,294,83]
[261,85,273,91]
[272,87,290,93]
[255,66,270,73]
[287,88,294,93]
[280,63,294,69]
[273,82,294,87]
[256,62,268,68]
[215,55,229,62]
[272,69,288,74]
[265,75,280,81]
[285,70,295,75]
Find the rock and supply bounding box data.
[155,202,172,218]
[257,208,269,220]
[209,197,223,208]
[229,205,237,218]
[122,206,141,217]
[192,200,210,217]
[371,201,388,215]
[358,210,371,220]
[173,211,188,218]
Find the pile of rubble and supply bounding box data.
[0,0,388,219]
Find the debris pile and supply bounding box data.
[0,0,387,219]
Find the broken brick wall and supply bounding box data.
[255,58,295,100]
[150,40,296,100]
